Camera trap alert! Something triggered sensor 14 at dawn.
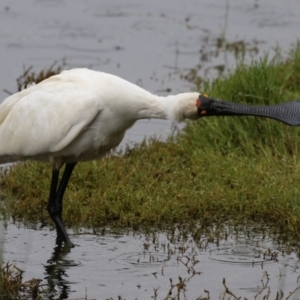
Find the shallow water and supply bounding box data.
[3,223,300,299]
[1,0,300,299]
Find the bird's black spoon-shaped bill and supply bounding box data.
[197,94,300,126]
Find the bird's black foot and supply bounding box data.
[51,214,74,248]
[47,207,74,248]
[55,230,74,248]
[56,228,64,245]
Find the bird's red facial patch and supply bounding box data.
[196,94,209,108]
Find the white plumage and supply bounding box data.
[0,68,203,247]
[0,68,200,165]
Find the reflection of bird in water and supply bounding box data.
[44,244,74,300]
[0,68,209,247]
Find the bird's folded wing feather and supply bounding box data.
[0,88,101,157]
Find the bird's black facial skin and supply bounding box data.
[197,94,219,117]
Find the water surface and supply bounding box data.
[4,224,300,299]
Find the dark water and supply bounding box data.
[1,0,300,299]
[4,224,300,300]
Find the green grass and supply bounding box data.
[2,44,300,245]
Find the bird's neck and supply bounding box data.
[134,92,199,122]
[134,93,169,120]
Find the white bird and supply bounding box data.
[0,68,204,247]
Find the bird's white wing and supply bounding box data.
[0,87,101,157]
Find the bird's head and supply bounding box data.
[168,93,221,122]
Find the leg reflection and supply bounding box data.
[44,242,75,300]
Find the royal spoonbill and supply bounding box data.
[0,68,208,247]
[1,68,299,248]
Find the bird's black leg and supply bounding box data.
[55,163,77,244]
[47,163,77,248]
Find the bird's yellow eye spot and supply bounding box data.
[204,94,209,98]
[200,110,207,115]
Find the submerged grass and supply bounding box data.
[1,44,300,245]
